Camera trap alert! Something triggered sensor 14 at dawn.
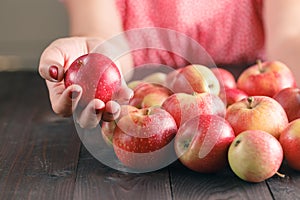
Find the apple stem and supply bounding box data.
[247,97,254,109]
[257,59,264,73]
[192,92,198,96]
[144,108,151,115]
[77,59,83,65]
[275,171,285,178]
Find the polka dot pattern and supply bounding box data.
[115,0,265,68]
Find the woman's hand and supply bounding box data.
[38,37,133,128]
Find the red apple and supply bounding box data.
[113,106,178,171]
[166,64,220,95]
[279,119,300,171]
[219,88,248,107]
[228,130,284,183]
[129,82,172,108]
[273,87,300,122]
[162,92,226,128]
[175,114,235,173]
[64,53,122,105]
[237,60,297,97]
[101,105,138,146]
[211,67,237,89]
[225,96,289,138]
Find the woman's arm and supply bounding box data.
[64,0,122,38]
[263,0,300,86]
[63,0,133,75]
[38,0,133,127]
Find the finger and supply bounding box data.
[49,82,82,117]
[39,44,66,82]
[75,99,105,129]
[39,37,89,82]
[102,101,121,122]
[114,85,134,105]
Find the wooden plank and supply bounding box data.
[73,146,172,200]
[266,161,300,200]
[3,71,300,200]
[169,161,274,200]
[0,72,81,200]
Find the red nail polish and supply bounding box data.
[49,65,58,80]
[69,91,80,99]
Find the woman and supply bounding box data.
[39,0,300,128]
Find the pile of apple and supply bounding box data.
[65,53,300,183]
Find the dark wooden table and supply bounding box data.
[1,71,300,200]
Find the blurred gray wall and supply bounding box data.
[0,0,69,71]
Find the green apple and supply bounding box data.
[142,72,167,86]
[228,130,284,183]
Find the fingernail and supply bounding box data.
[69,91,80,99]
[49,65,58,80]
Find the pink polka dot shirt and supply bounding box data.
[115,0,265,69]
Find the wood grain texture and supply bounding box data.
[0,72,81,200]
[169,161,274,200]
[74,146,172,200]
[266,161,300,200]
[2,71,300,200]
